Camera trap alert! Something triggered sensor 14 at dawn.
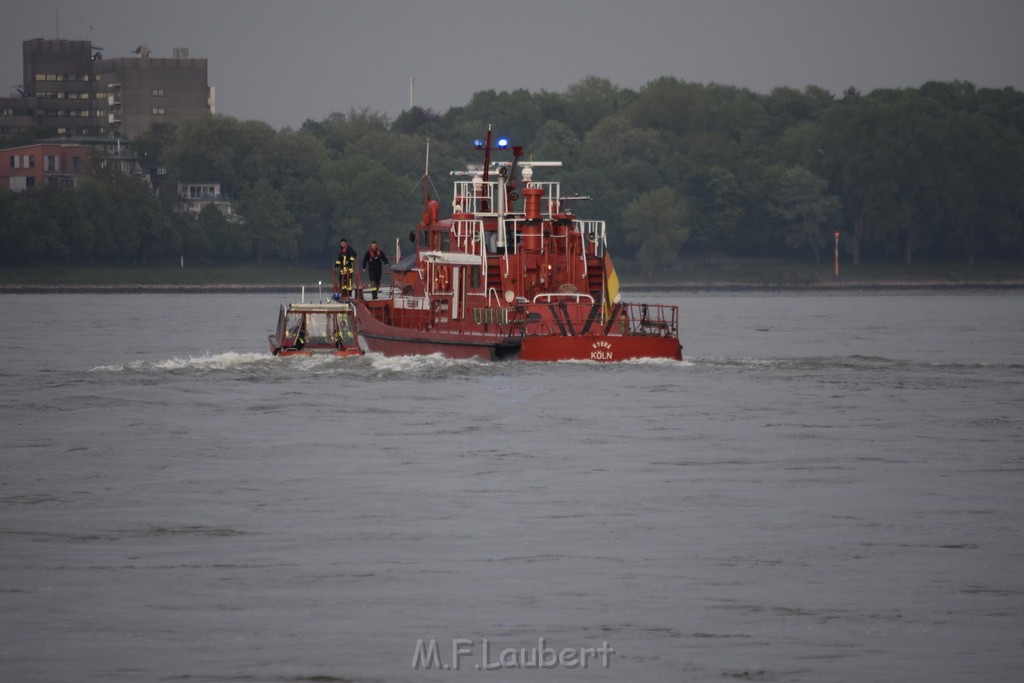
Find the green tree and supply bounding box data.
[685,161,761,254]
[626,77,705,139]
[237,178,297,263]
[0,189,46,261]
[392,106,443,136]
[179,206,216,261]
[164,115,276,194]
[203,205,251,262]
[321,155,411,253]
[302,108,391,155]
[134,122,178,165]
[622,187,690,277]
[562,77,634,136]
[530,120,580,161]
[41,187,87,260]
[770,165,842,263]
[260,129,329,189]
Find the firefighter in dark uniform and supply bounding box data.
[361,241,390,300]
[334,238,357,298]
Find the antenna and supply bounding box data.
[410,78,415,109]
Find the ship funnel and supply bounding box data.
[522,186,544,251]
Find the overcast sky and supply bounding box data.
[3,0,1023,130]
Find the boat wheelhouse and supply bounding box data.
[268,301,363,357]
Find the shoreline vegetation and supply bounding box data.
[1,262,1022,293]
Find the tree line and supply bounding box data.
[2,77,1023,272]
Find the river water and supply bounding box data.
[1,289,1022,682]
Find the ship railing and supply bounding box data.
[521,301,678,339]
[428,305,526,337]
[533,292,595,304]
[618,302,679,338]
[451,218,487,256]
[453,179,563,218]
[453,179,497,215]
[578,220,606,257]
[528,181,561,211]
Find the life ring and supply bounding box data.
[434,265,450,290]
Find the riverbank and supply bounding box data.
[1,262,1022,293]
[4,281,1023,294]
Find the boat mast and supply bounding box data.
[481,126,492,186]
[475,126,524,210]
[423,138,430,209]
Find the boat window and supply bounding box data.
[284,313,304,343]
[333,313,355,344]
[305,313,330,343]
[470,265,480,289]
[440,230,450,251]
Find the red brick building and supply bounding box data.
[0,140,88,191]
[0,135,151,191]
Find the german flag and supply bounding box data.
[603,249,620,318]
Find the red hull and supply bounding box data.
[353,303,521,360]
[353,300,681,362]
[519,335,682,362]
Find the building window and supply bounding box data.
[152,89,164,96]
[45,156,57,171]
[8,156,16,169]
[27,156,35,169]
[72,157,81,173]
[152,108,165,115]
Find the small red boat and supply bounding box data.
[272,129,682,362]
[268,301,364,357]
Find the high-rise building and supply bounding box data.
[0,39,214,141]
[95,45,214,139]
[20,38,104,136]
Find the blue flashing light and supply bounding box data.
[497,137,509,149]
[473,139,484,149]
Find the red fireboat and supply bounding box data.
[271,129,682,362]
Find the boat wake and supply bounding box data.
[92,351,271,374]
[367,352,479,373]
[89,350,695,383]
